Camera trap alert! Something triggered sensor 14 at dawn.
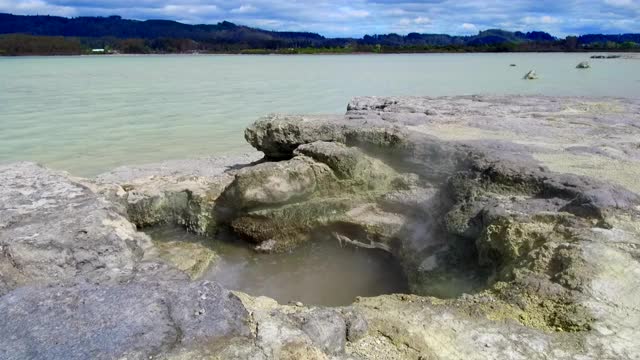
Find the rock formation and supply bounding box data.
[1,95,640,359]
[576,61,591,68]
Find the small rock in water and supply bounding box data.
[576,61,591,69]
[255,239,277,252]
[523,70,538,80]
[510,64,516,67]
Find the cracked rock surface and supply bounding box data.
[1,95,640,359]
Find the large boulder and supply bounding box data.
[245,114,345,159]
[294,141,397,185]
[222,156,335,210]
[0,162,153,294]
[0,281,250,360]
[224,141,415,252]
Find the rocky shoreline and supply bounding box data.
[1,95,640,359]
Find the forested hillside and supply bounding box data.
[0,13,637,55]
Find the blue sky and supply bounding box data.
[0,0,638,37]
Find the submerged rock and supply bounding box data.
[591,55,621,59]
[576,61,591,69]
[151,237,218,279]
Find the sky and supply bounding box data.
[0,0,638,37]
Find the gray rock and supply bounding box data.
[92,152,263,234]
[0,283,175,360]
[523,70,538,79]
[0,281,249,360]
[96,152,263,184]
[344,309,369,342]
[0,162,152,293]
[224,141,409,252]
[164,281,251,345]
[236,95,640,359]
[245,114,345,159]
[576,61,591,69]
[3,95,640,360]
[294,141,396,184]
[223,156,335,209]
[296,308,347,355]
[119,173,235,234]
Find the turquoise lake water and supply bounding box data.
[1,53,638,176]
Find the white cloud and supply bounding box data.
[414,16,431,25]
[0,0,637,38]
[541,15,560,24]
[385,8,408,16]
[398,16,431,26]
[250,19,284,28]
[604,0,633,6]
[338,7,370,18]
[0,0,76,17]
[160,4,219,16]
[523,15,561,24]
[460,22,477,32]
[230,4,257,14]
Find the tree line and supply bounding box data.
[0,13,638,55]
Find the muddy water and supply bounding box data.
[146,226,409,306]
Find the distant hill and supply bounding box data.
[0,13,638,55]
[0,14,329,49]
[361,29,557,47]
[578,33,640,45]
[0,14,558,46]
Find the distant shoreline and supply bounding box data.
[3,13,639,56]
[2,51,639,57]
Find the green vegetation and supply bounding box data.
[0,13,638,55]
[0,34,83,55]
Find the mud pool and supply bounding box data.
[146,226,410,306]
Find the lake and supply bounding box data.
[1,53,638,176]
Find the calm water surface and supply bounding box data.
[1,53,638,175]
[147,226,409,306]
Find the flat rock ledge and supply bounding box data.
[2,95,640,359]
